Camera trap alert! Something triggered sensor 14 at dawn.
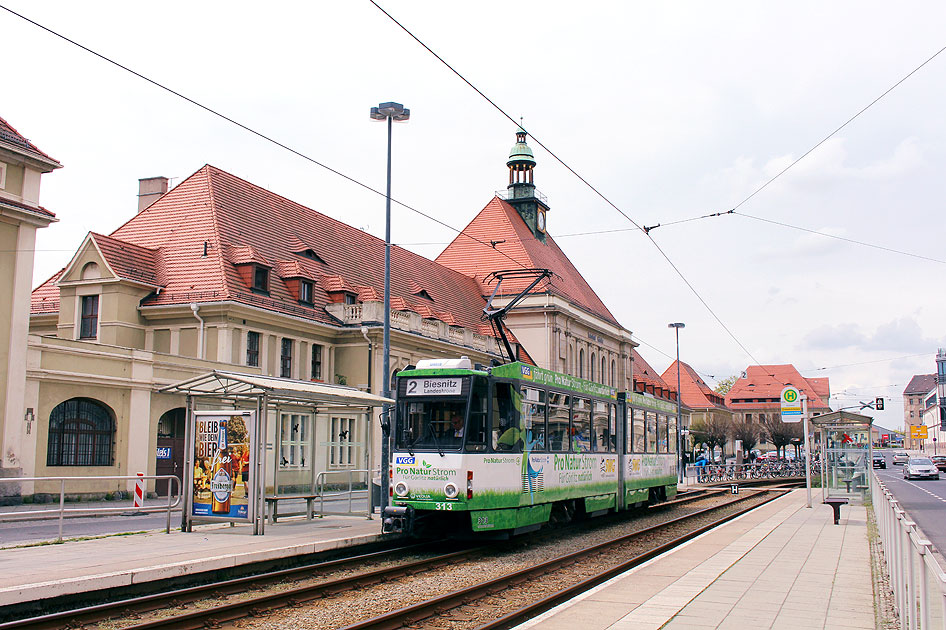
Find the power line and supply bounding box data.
[369,0,766,369]
[0,3,532,276]
[804,353,931,372]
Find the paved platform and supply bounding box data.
[517,489,877,630]
[0,514,387,607]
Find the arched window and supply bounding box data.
[47,398,115,466]
[601,357,607,385]
[590,353,596,381]
[578,349,584,379]
[610,359,616,386]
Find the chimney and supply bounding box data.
[138,176,169,213]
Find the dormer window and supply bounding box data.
[414,289,433,301]
[299,280,314,305]
[295,248,326,264]
[80,295,99,339]
[253,266,269,293]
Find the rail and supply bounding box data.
[0,475,182,542]
[316,468,374,519]
[871,471,946,629]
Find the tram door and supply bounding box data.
[155,408,186,496]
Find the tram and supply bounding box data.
[381,357,679,536]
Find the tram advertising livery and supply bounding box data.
[382,357,678,536]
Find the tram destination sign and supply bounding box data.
[406,377,462,396]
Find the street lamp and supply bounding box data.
[371,101,410,511]
[668,322,685,483]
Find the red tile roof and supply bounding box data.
[435,197,621,327]
[662,360,728,410]
[0,116,61,167]
[632,349,674,398]
[90,232,164,287]
[31,165,502,338]
[726,364,830,410]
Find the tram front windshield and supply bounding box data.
[397,399,468,451]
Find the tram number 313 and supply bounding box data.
[434,502,454,511]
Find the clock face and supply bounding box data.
[536,211,546,232]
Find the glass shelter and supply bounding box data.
[810,410,873,505]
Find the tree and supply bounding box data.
[760,414,802,457]
[689,415,731,460]
[729,420,762,455]
[714,375,739,396]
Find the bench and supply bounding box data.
[824,497,849,525]
[265,494,319,524]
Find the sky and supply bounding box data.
[4,1,946,432]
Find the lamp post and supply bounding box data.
[370,102,410,511]
[668,322,685,483]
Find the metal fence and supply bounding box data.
[0,475,182,542]
[872,471,946,629]
[686,461,807,484]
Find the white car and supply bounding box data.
[892,451,910,465]
[903,457,940,480]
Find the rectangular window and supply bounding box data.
[79,295,99,339]
[668,415,677,454]
[548,393,570,452]
[344,294,356,305]
[745,413,752,422]
[278,413,310,469]
[246,331,260,367]
[280,338,293,378]
[310,344,323,380]
[491,382,520,452]
[632,408,645,453]
[253,266,269,293]
[645,411,657,453]
[329,417,356,467]
[571,397,591,453]
[658,414,669,453]
[592,401,610,453]
[521,387,546,451]
[300,280,313,305]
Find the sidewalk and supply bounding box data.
[517,489,878,630]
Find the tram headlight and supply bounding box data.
[444,483,459,499]
[394,481,409,497]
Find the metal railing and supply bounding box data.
[0,475,182,542]
[316,468,374,519]
[872,471,946,629]
[686,461,807,484]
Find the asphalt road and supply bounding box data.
[873,451,946,557]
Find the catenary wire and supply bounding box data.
[368,0,765,368]
[0,3,535,277]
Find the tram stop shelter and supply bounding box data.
[810,410,873,505]
[160,371,393,535]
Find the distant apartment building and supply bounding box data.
[903,374,935,450]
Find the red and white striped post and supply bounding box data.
[134,472,145,508]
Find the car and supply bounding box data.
[903,457,940,480]
[892,451,910,465]
[872,453,886,469]
[930,455,946,472]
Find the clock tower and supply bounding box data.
[505,127,549,243]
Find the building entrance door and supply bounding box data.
[156,408,186,496]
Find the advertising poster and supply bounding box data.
[192,411,255,521]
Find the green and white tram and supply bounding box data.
[382,357,679,536]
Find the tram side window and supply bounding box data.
[609,404,618,453]
[632,408,645,453]
[522,387,546,451]
[466,376,489,452]
[668,415,677,453]
[592,401,610,453]
[645,411,658,453]
[572,397,591,453]
[548,393,570,452]
[658,414,669,453]
[492,382,522,452]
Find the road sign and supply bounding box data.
[781,386,803,423]
[910,425,929,439]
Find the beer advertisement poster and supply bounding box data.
[192,411,254,521]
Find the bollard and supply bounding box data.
[134,472,145,509]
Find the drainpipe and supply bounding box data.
[361,326,372,391]
[190,303,205,359]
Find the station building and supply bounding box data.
[15,128,640,499]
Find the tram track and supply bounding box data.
[1,484,796,630]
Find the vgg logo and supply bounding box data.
[395,456,415,465]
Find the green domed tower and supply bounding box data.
[505,127,549,243]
